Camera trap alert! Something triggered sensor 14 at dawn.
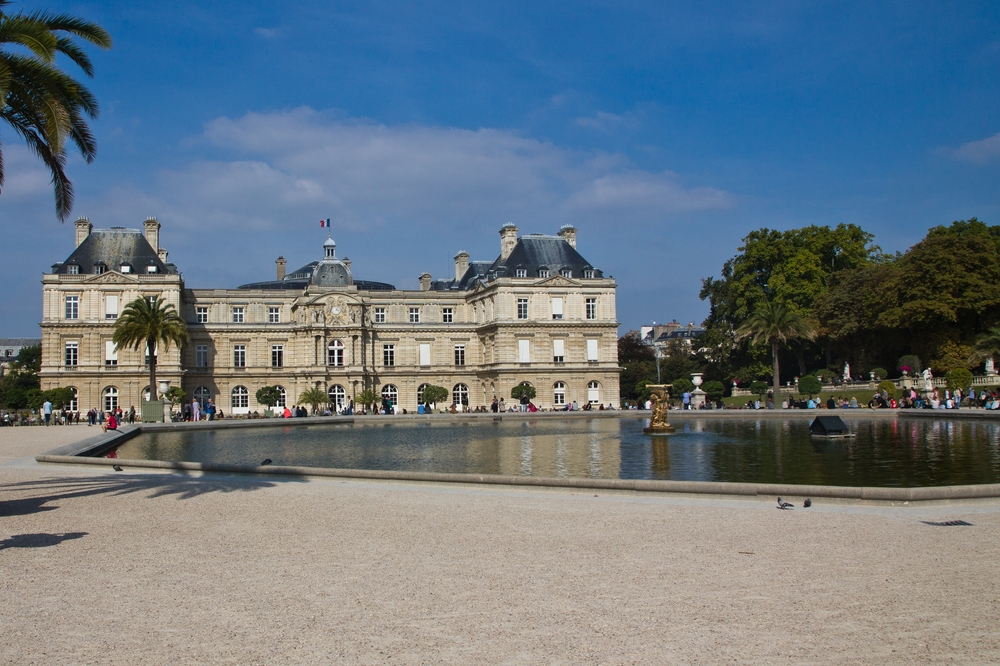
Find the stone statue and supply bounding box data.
[987,357,996,375]
[843,362,850,381]
[643,385,675,434]
[922,368,934,392]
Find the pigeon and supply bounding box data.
[112,465,123,472]
[777,497,794,510]
[803,498,812,508]
[261,458,272,466]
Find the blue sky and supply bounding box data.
[2,0,999,336]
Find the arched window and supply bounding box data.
[452,383,469,406]
[194,386,212,405]
[327,340,345,366]
[328,384,346,410]
[231,385,249,411]
[553,382,566,405]
[381,384,398,405]
[275,385,287,408]
[587,381,601,404]
[67,387,78,412]
[417,383,431,404]
[103,386,118,412]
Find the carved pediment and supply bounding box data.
[83,271,138,284]
[535,275,580,288]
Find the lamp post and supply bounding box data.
[655,345,661,384]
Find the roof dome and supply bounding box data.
[311,235,353,286]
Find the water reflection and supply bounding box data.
[113,416,1000,487]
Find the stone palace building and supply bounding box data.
[39,217,621,414]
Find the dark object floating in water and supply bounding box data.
[809,416,853,438]
[777,497,794,510]
[921,520,972,527]
[260,458,272,466]
[803,498,812,508]
[112,465,123,472]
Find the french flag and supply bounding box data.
[320,218,331,228]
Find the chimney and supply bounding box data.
[143,217,160,252]
[343,257,351,272]
[158,248,168,263]
[454,251,469,281]
[74,217,92,247]
[558,224,577,249]
[419,272,432,291]
[500,224,518,261]
[276,256,286,281]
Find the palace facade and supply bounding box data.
[39,218,621,414]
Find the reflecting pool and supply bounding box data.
[113,416,1000,487]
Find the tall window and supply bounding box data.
[67,387,78,411]
[417,383,431,404]
[586,298,597,320]
[195,345,208,368]
[517,298,528,320]
[328,384,346,410]
[551,297,563,320]
[194,386,211,406]
[373,307,386,323]
[231,386,249,409]
[234,345,246,367]
[65,342,78,367]
[452,383,469,406]
[104,341,118,366]
[587,339,599,362]
[268,307,280,323]
[271,345,283,368]
[553,339,565,363]
[105,295,119,320]
[383,344,394,367]
[381,384,398,405]
[275,386,287,408]
[587,381,601,404]
[103,386,118,411]
[327,340,344,366]
[196,307,208,323]
[454,344,465,366]
[442,307,453,323]
[409,307,420,323]
[232,307,245,323]
[65,295,78,320]
[518,339,530,363]
[553,382,566,405]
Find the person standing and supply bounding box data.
[191,398,201,422]
[682,391,691,410]
[129,405,136,424]
[42,399,52,426]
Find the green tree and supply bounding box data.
[749,381,769,398]
[670,378,693,397]
[798,375,822,397]
[946,368,973,393]
[870,367,888,380]
[618,333,656,400]
[0,343,40,408]
[420,385,449,406]
[897,355,921,374]
[969,327,1000,370]
[877,380,897,398]
[298,387,327,414]
[0,1,112,219]
[702,380,725,401]
[255,386,280,409]
[510,382,536,401]
[165,385,186,406]
[736,301,816,398]
[112,296,188,402]
[355,388,377,412]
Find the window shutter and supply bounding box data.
[518,339,530,363]
[105,295,118,318]
[553,339,564,357]
[587,339,599,361]
[419,343,431,366]
[552,297,563,317]
[106,341,118,362]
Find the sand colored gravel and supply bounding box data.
[2,426,999,664]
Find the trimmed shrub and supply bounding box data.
[798,375,822,397]
[749,380,769,397]
[946,368,973,393]
[897,355,921,374]
[670,378,694,396]
[870,367,888,380]
[877,380,897,398]
[702,380,725,401]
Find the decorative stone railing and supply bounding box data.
[731,374,1000,397]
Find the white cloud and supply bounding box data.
[942,132,1000,164]
[0,145,52,199]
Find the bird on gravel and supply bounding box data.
[112,465,123,472]
[261,458,272,466]
[803,498,812,508]
[777,497,794,510]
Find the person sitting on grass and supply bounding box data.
[102,412,118,433]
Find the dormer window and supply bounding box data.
[120,263,132,273]
[515,268,527,278]
[146,265,158,274]
[537,269,550,278]
[583,269,594,279]
[560,269,572,278]
[67,264,79,275]
[94,263,107,275]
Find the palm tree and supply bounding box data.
[1,1,112,220]
[355,388,377,413]
[298,387,327,414]
[970,327,1000,370]
[736,301,815,398]
[112,296,188,402]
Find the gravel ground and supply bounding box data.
[2,426,999,665]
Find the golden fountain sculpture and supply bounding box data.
[643,384,675,434]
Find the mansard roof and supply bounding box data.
[52,228,174,275]
[430,261,493,291]
[490,234,602,279]
[238,261,395,291]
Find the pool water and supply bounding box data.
[113,416,1000,487]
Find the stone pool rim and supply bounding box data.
[33,410,1000,502]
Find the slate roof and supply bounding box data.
[430,233,603,290]
[52,228,174,275]
[238,261,395,291]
